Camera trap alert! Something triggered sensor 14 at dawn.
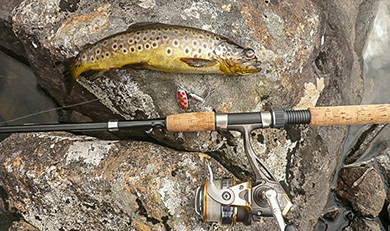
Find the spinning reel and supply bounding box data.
[195,122,295,231]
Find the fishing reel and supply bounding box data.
[195,122,295,231]
[195,163,293,229]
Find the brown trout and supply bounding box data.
[62,22,262,93]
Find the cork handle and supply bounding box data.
[166,111,215,132]
[309,104,390,126]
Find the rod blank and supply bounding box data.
[0,122,108,133]
[0,119,166,133]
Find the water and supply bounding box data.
[317,1,390,230]
[0,50,59,141]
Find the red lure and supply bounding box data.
[177,89,189,109]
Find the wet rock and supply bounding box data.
[375,148,390,202]
[344,217,382,231]
[0,132,279,230]
[315,198,354,231]
[322,207,340,221]
[335,165,386,218]
[343,124,387,165]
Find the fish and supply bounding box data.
[61,22,262,94]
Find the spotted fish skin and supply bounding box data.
[62,22,261,93]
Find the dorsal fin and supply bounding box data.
[81,43,94,51]
[126,22,169,32]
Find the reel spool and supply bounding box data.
[195,178,252,225]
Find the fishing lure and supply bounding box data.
[177,89,189,109]
[62,22,262,94]
[177,87,205,109]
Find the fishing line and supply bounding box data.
[0,98,99,125]
[0,75,209,126]
[0,76,172,126]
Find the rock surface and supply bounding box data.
[345,217,382,231]
[0,0,379,230]
[8,221,39,231]
[0,132,279,230]
[0,0,26,63]
[335,165,386,218]
[376,150,390,202]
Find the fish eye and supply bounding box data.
[244,48,255,59]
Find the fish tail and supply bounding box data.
[61,57,78,95]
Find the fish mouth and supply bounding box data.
[236,60,262,75]
[247,62,262,72]
[220,57,262,75]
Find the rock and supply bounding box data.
[0,0,375,230]
[374,144,390,203]
[8,221,39,231]
[1,0,331,186]
[388,204,390,230]
[6,0,326,152]
[0,132,279,230]
[315,202,354,231]
[344,217,382,231]
[0,0,27,63]
[335,165,386,218]
[322,207,340,221]
[0,188,18,230]
[342,121,390,202]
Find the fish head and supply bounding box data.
[216,43,262,75]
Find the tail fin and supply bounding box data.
[61,57,77,95]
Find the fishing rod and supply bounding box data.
[1,104,389,231]
[1,104,388,133]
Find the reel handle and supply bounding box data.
[265,189,286,230]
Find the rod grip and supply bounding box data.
[166,111,216,132]
[309,104,390,126]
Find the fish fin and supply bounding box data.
[180,58,218,68]
[126,22,168,31]
[81,43,95,51]
[122,62,148,70]
[82,70,105,81]
[61,57,78,95]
